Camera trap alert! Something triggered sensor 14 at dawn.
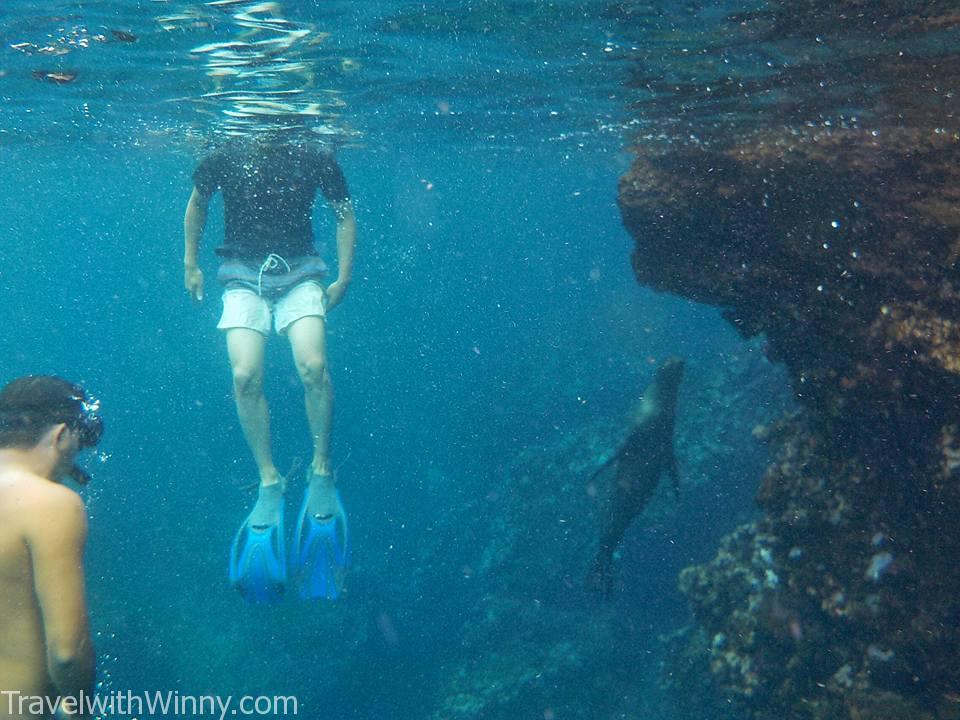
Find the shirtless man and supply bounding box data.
[0,376,103,720]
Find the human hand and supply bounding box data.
[184,264,204,302]
[325,278,350,310]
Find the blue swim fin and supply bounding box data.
[229,487,287,604]
[292,479,349,600]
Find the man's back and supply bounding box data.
[0,472,88,720]
[0,375,100,720]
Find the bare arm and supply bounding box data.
[325,198,355,310]
[183,187,209,301]
[26,491,94,707]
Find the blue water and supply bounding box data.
[0,2,792,718]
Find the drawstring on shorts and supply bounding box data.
[257,253,291,297]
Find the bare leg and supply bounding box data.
[287,315,333,475]
[226,328,281,487]
[286,315,338,517]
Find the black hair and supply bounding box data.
[0,376,102,449]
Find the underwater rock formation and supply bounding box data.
[620,125,960,434]
[619,39,960,720]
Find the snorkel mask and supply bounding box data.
[66,392,103,485]
[70,393,103,449]
[0,376,104,485]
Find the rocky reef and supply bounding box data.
[619,2,960,716]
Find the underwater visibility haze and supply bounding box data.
[0,1,957,719]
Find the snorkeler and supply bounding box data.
[0,376,103,719]
[183,139,354,603]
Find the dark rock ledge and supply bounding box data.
[620,123,960,719]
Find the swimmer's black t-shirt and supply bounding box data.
[193,143,349,260]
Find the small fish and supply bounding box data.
[32,70,78,84]
[110,29,137,42]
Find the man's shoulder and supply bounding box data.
[0,473,83,542]
[193,147,238,194]
[195,147,230,170]
[1,472,82,515]
[301,146,348,198]
[297,143,338,165]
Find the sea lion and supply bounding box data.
[588,357,685,595]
